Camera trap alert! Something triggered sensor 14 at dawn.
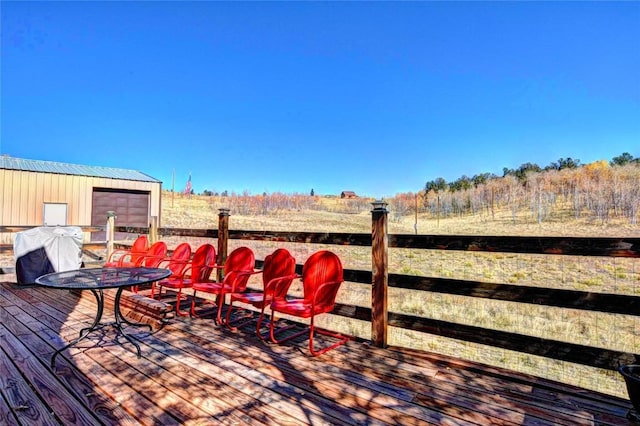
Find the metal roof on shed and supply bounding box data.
[0,156,161,183]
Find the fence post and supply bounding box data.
[217,208,230,282]
[149,216,158,244]
[371,200,388,348]
[106,211,116,260]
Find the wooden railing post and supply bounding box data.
[106,211,116,260]
[217,208,230,282]
[371,200,389,348]
[149,216,158,244]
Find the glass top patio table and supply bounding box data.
[36,267,170,290]
[36,267,171,369]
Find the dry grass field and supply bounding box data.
[161,192,639,400]
[163,191,640,237]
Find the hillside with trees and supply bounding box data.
[411,152,639,226]
[183,152,639,232]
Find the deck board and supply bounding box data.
[0,277,634,426]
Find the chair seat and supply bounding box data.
[271,299,314,318]
[191,281,226,292]
[160,278,193,289]
[230,292,269,307]
[272,299,336,316]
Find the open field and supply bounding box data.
[162,192,640,237]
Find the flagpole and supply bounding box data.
[185,172,192,198]
[172,168,175,207]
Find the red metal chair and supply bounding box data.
[130,241,168,293]
[104,235,149,267]
[190,246,255,325]
[136,241,168,268]
[152,242,192,300]
[156,243,215,317]
[265,250,349,356]
[225,248,296,336]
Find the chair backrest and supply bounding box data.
[129,235,150,263]
[263,248,296,301]
[166,242,192,276]
[190,244,216,282]
[107,235,149,266]
[141,241,168,267]
[301,250,343,311]
[222,246,255,292]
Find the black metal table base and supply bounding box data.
[51,287,152,369]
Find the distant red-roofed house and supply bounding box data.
[340,191,358,199]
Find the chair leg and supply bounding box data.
[267,314,349,356]
[308,317,350,357]
[215,293,225,326]
[152,283,161,300]
[224,299,254,331]
[259,309,292,342]
[190,291,219,319]
[190,291,202,318]
[174,288,189,317]
[268,312,307,345]
[224,300,240,331]
[255,308,267,340]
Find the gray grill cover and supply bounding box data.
[14,226,83,284]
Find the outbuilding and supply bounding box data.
[340,191,358,199]
[0,156,162,244]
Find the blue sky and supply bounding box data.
[2,1,639,198]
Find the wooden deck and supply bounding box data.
[0,276,635,426]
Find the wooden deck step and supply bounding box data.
[71,287,174,330]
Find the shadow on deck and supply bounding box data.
[0,275,635,425]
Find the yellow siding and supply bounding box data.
[0,169,7,226]
[26,172,38,224]
[35,172,45,224]
[1,170,161,244]
[11,171,21,224]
